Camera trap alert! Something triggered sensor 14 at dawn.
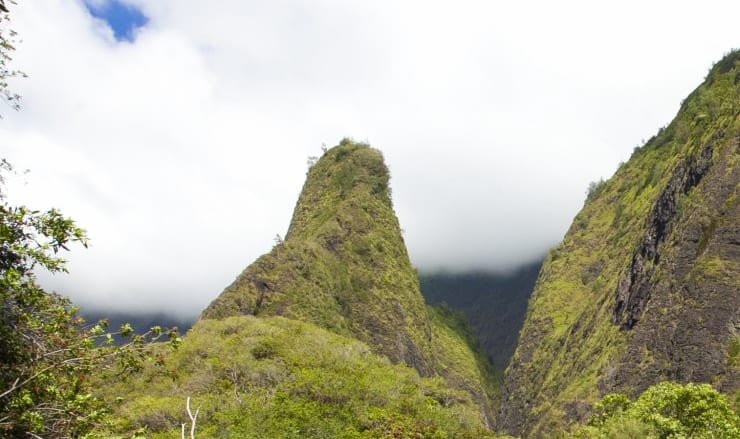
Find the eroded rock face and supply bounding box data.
[500,52,740,438]
[605,133,739,396]
[612,138,717,330]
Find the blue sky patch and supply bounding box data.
[85,1,148,42]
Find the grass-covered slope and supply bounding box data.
[202,140,434,375]
[500,51,740,437]
[428,305,501,428]
[198,139,498,426]
[99,316,496,438]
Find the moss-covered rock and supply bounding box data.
[500,50,740,437]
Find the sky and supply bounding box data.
[1,0,738,318]
[85,0,147,42]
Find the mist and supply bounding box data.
[2,0,738,317]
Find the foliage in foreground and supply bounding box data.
[99,315,496,439]
[571,382,739,439]
[0,161,178,438]
[0,0,25,114]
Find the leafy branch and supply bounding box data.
[0,160,181,438]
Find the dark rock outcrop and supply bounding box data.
[605,133,739,396]
[612,137,717,330]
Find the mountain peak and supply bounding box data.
[286,139,393,241]
[201,139,435,375]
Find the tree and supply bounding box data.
[585,178,606,202]
[0,0,25,115]
[0,160,180,437]
[0,5,179,437]
[579,382,740,439]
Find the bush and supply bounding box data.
[585,179,607,202]
[582,382,739,439]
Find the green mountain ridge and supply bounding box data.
[499,50,740,438]
[101,140,500,437]
[96,53,740,438]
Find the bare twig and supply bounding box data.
[185,396,200,439]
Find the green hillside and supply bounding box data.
[98,316,496,438]
[499,51,740,437]
[96,139,498,436]
[91,54,739,438]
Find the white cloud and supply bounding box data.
[2,0,738,317]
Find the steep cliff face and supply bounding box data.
[202,140,435,374]
[500,51,740,437]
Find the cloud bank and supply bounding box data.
[2,0,738,317]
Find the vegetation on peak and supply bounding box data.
[288,139,391,241]
[500,51,740,437]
